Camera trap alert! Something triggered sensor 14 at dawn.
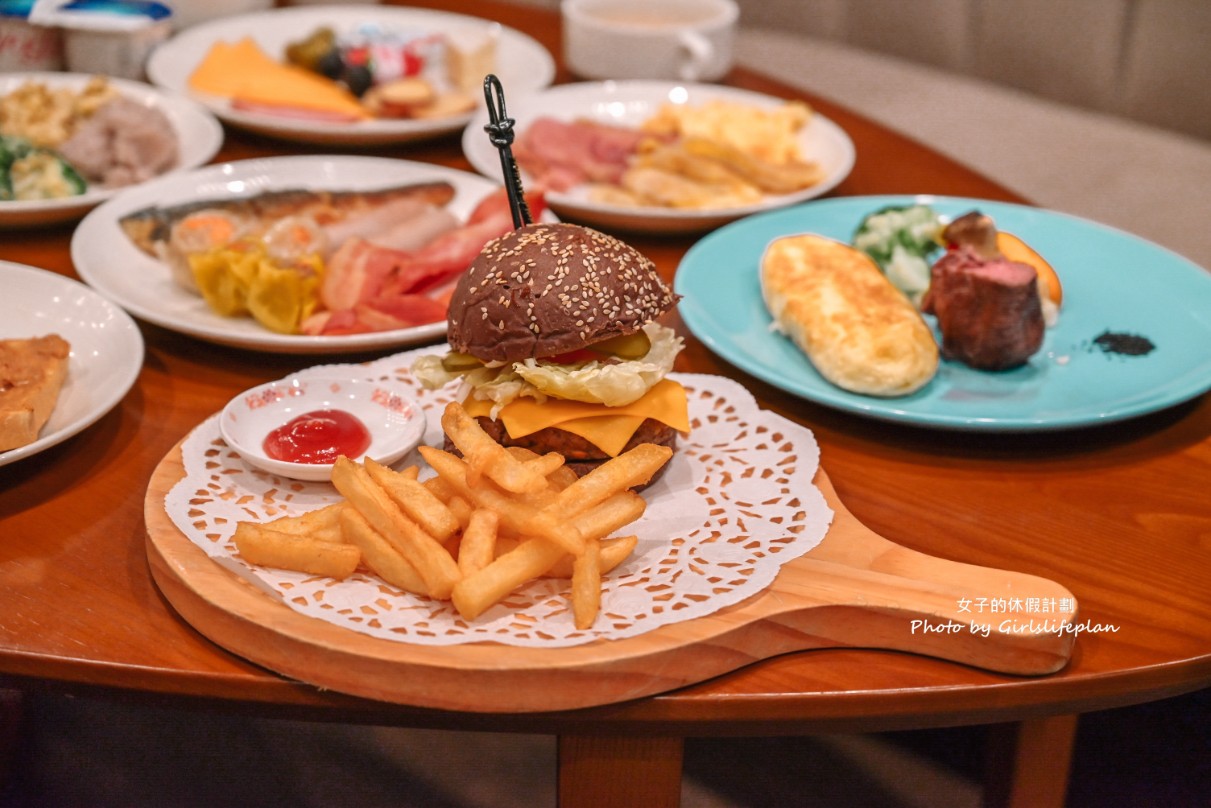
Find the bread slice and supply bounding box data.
[761,234,938,397]
[0,334,71,451]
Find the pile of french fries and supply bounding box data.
[232,401,671,629]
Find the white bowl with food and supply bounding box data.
[461,80,855,234]
[0,72,223,228]
[219,375,426,482]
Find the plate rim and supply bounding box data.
[675,193,1211,432]
[0,261,145,467]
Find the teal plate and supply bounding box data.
[675,195,1211,431]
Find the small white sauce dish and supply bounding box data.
[219,375,426,482]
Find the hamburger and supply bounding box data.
[412,221,688,483]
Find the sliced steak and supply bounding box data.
[922,247,1044,370]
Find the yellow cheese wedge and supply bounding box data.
[463,379,689,457]
[188,37,368,120]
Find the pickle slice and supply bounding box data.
[441,351,483,372]
[588,330,651,360]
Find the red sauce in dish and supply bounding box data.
[262,409,371,465]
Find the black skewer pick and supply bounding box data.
[483,74,532,230]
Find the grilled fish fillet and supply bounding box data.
[0,334,71,451]
[761,234,938,397]
[118,180,458,258]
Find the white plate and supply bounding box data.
[71,154,516,355]
[219,375,426,482]
[0,72,223,229]
[0,262,144,468]
[146,4,554,146]
[462,80,856,234]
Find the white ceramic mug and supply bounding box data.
[562,0,738,82]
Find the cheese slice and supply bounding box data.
[463,379,689,457]
[188,37,369,120]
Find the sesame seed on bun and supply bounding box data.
[446,222,679,363]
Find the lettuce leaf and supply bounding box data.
[410,322,684,415]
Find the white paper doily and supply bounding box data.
[165,346,834,647]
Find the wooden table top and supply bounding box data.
[1,0,1207,737]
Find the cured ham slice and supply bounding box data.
[513,117,654,191]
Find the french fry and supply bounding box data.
[365,457,459,542]
[233,522,360,579]
[569,490,647,540]
[419,446,585,557]
[339,506,429,596]
[331,457,461,599]
[543,461,578,491]
[458,508,498,577]
[538,443,672,523]
[492,534,521,557]
[543,535,638,579]
[528,452,567,480]
[262,502,346,543]
[682,135,824,194]
[572,538,602,629]
[441,402,548,494]
[444,494,474,530]
[504,446,571,488]
[423,473,458,502]
[451,537,566,620]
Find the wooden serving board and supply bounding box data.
[145,442,1078,713]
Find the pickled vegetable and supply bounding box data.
[285,27,337,72]
[1,135,87,201]
[589,330,652,360]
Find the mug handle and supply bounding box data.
[676,31,715,81]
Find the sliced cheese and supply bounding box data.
[188,37,369,120]
[463,378,689,457]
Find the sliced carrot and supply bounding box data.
[997,231,1062,306]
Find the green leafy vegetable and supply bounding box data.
[0,135,88,201]
[852,204,944,304]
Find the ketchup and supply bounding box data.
[262,409,371,465]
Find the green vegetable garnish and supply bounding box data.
[852,203,944,304]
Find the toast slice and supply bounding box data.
[0,334,71,452]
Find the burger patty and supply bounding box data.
[446,416,678,485]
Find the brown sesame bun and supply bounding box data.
[447,222,679,363]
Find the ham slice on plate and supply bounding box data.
[513,117,654,191]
